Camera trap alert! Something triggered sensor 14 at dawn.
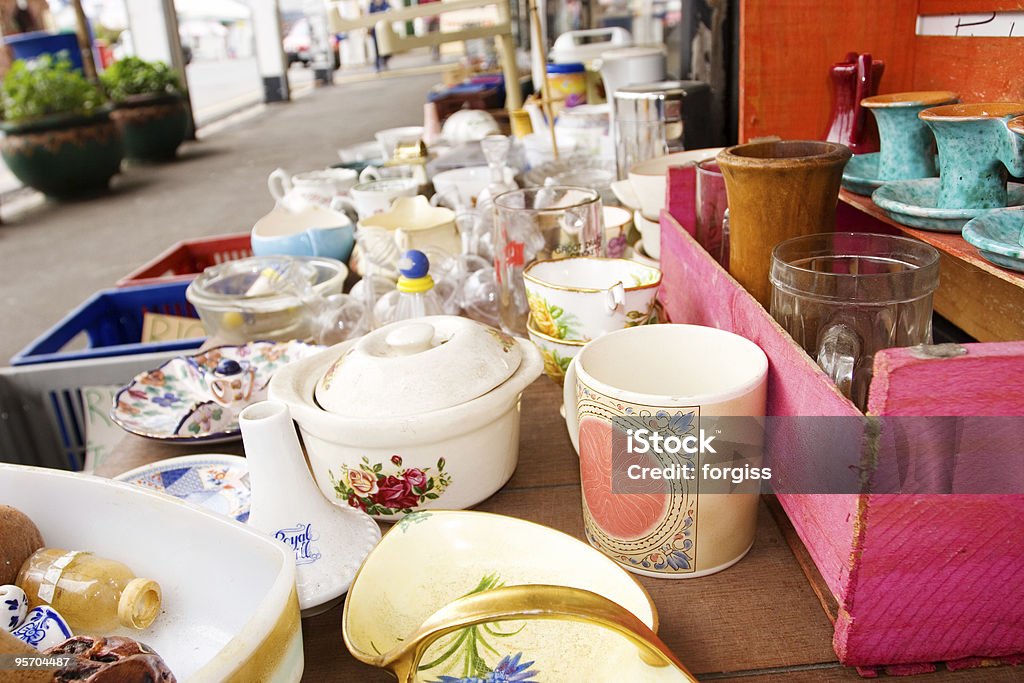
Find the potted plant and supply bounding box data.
[0,54,123,198]
[101,57,189,162]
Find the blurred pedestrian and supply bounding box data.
[420,0,441,61]
[369,0,391,71]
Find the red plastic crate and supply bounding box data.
[116,233,252,287]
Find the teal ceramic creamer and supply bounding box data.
[862,91,958,180]
[920,103,1024,209]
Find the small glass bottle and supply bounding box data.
[392,250,444,322]
[476,135,518,206]
[17,548,162,632]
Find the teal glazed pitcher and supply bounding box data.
[861,91,958,180]
[919,103,1024,209]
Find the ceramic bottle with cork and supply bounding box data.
[17,549,161,632]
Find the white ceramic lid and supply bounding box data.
[315,315,523,418]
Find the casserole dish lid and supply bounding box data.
[315,315,523,417]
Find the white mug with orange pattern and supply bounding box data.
[563,324,768,578]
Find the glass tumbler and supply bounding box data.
[695,159,728,265]
[770,232,940,409]
[493,186,603,335]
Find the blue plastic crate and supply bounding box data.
[11,281,205,366]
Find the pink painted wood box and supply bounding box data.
[658,166,1024,675]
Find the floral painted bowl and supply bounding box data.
[112,340,322,443]
[343,510,695,682]
[524,257,662,342]
[115,454,251,522]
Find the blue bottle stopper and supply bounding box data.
[397,250,434,294]
[398,250,430,279]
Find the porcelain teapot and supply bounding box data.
[268,167,358,212]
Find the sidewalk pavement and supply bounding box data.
[0,70,443,363]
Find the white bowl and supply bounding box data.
[268,326,543,520]
[633,210,661,260]
[432,166,515,209]
[0,464,302,682]
[628,148,724,220]
[630,239,660,267]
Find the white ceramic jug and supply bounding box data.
[238,401,381,616]
[268,168,358,212]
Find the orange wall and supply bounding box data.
[738,0,919,142]
[739,0,1024,142]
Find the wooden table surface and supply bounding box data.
[98,380,1021,682]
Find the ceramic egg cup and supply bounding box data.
[10,605,73,650]
[1,585,28,632]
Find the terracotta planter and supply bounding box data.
[716,141,852,308]
[1,111,123,198]
[110,94,189,162]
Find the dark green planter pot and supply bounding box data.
[110,94,189,162]
[1,112,123,198]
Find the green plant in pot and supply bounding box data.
[0,54,123,198]
[101,57,189,162]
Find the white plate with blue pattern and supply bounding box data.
[115,454,250,523]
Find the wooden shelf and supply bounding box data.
[838,189,1024,343]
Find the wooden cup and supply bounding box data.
[716,141,852,308]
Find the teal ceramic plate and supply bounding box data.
[842,153,884,196]
[872,179,1024,232]
[961,208,1024,272]
[115,454,250,522]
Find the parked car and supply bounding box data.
[284,19,313,67]
[283,18,340,69]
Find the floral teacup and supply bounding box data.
[524,257,662,342]
[526,317,586,386]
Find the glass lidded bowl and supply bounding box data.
[186,255,348,344]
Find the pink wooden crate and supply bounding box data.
[659,166,1024,675]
